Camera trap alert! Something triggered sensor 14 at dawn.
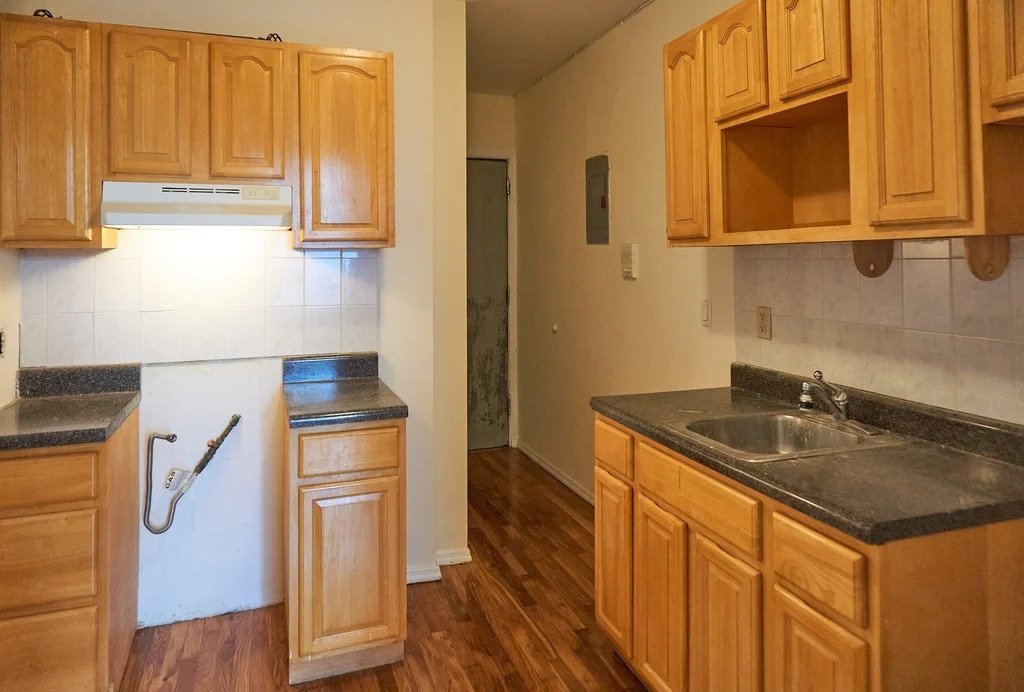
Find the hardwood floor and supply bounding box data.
[119,447,643,690]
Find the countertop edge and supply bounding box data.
[589,396,1024,545]
[0,392,141,453]
[287,405,410,429]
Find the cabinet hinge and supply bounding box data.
[506,178,511,197]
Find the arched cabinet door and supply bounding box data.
[209,40,288,179]
[107,29,194,176]
[710,0,768,122]
[0,16,93,243]
[663,28,709,241]
[770,0,850,101]
[298,49,394,245]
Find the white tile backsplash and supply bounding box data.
[46,313,94,365]
[21,230,377,366]
[94,312,141,364]
[741,243,1024,424]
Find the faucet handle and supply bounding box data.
[813,370,826,382]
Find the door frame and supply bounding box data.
[467,147,519,447]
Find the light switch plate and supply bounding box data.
[701,298,712,327]
[757,306,772,339]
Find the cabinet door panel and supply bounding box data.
[983,0,1024,109]
[769,586,868,692]
[690,534,761,692]
[711,0,768,122]
[0,606,98,691]
[299,476,402,656]
[0,17,91,243]
[634,494,687,692]
[865,0,969,224]
[664,29,709,240]
[771,0,850,100]
[209,41,287,178]
[594,466,632,656]
[298,50,393,244]
[108,30,193,176]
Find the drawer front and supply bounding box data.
[636,441,761,557]
[0,606,98,691]
[0,453,97,511]
[594,418,633,479]
[771,512,866,626]
[0,509,98,612]
[299,426,400,478]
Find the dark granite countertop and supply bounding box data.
[283,353,408,428]
[590,376,1024,544]
[0,364,142,453]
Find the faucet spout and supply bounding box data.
[799,371,849,420]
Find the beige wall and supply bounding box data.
[432,0,469,562]
[5,0,467,592]
[468,92,516,151]
[514,0,737,499]
[0,251,18,405]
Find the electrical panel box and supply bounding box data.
[586,155,609,245]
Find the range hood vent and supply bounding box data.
[101,181,293,230]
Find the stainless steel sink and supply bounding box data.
[681,411,897,462]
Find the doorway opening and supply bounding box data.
[467,157,512,451]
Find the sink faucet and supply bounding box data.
[799,371,849,420]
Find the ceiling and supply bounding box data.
[467,0,651,96]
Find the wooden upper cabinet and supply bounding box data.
[865,0,970,225]
[770,0,850,101]
[209,41,288,179]
[710,0,768,122]
[769,586,868,692]
[108,29,194,176]
[0,16,92,244]
[689,534,761,692]
[634,494,687,692]
[594,467,633,657]
[663,29,709,241]
[981,0,1024,113]
[299,476,402,657]
[298,49,394,245]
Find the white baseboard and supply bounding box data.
[406,563,442,584]
[435,547,472,566]
[516,441,595,505]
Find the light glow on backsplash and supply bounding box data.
[735,238,1024,424]
[19,229,380,366]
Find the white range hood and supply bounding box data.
[101,181,293,230]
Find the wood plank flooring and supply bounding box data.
[119,447,642,690]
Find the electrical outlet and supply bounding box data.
[757,306,772,339]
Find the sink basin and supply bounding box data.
[682,412,894,462]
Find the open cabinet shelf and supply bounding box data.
[721,93,851,236]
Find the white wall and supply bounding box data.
[514,0,737,500]
[737,239,1024,425]
[468,92,516,151]
[0,251,18,405]
[4,0,467,624]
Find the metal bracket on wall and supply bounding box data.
[852,239,895,278]
[964,236,1010,281]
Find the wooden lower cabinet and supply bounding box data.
[633,493,687,692]
[287,418,406,684]
[689,533,761,692]
[768,586,867,692]
[0,411,139,692]
[593,413,1024,692]
[594,466,632,656]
